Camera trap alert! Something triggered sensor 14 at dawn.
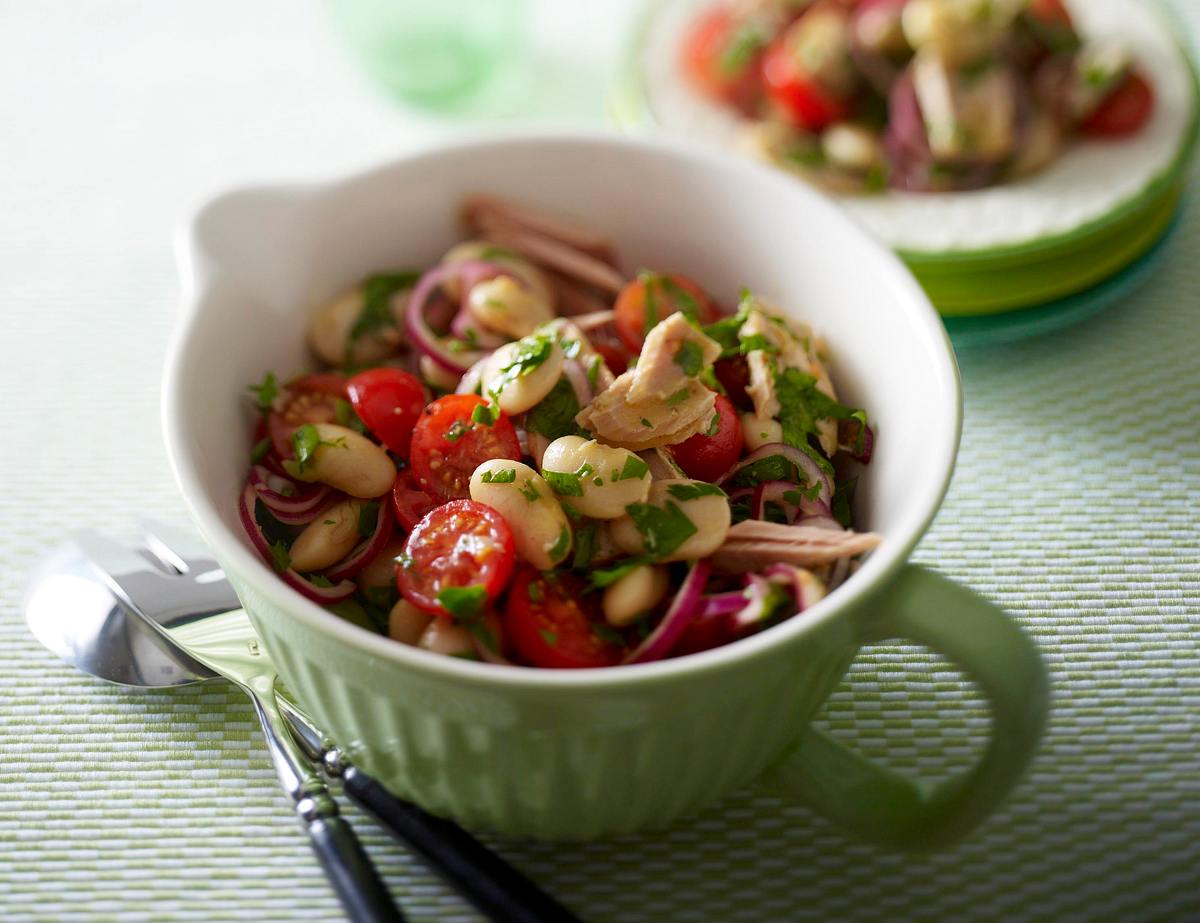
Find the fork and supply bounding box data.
[81,520,580,923]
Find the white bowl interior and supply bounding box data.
[167,133,960,679]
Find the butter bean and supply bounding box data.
[541,436,651,520]
[286,423,396,498]
[470,459,572,569]
[602,564,670,628]
[288,498,363,573]
[388,598,434,646]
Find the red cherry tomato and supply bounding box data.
[761,37,854,131]
[681,6,764,113]
[391,468,437,532]
[670,394,745,483]
[613,273,717,354]
[396,500,515,617]
[503,569,626,669]
[267,373,347,457]
[590,334,631,377]
[345,368,426,458]
[1080,73,1155,138]
[409,394,521,501]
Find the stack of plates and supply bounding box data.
[613,0,1199,345]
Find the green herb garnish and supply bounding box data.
[614,455,649,482]
[543,468,584,497]
[248,372,279,414]
[774,367,867,457]
[357,501,380,538]
[548,526,571,563]
[471,401,500,426]
[348,272,419,352]
[436,585,488,620]
[290,423,346,473]
[480,468,516,484]
[444,419,469,442]
[525,376,583,440]
[517,480,541,503]
[250,437,272,464]
[624,501,697,558]
[666,482,726,501]
[268,540,291,573]
[674,340,704,377]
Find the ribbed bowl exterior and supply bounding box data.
[232,570,859,840]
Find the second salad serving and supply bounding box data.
[239,197,880,669]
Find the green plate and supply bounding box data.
[943,201,1183,347]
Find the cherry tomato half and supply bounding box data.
[391,468,437,532]
[681,6,764,113]
[346,367,426,458]
[503,569,626,669]
[267,373,347,457]
[396,500,515,617]
[613,273,717,354]
[409,394,522,501]
[761,36,854,132]
[670,394,745,483]
[1081,72,1155,138]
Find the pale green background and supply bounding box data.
[1,1,1197,920]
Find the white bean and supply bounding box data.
[540,436,651,520]
[740,413,784,452]
[822,123,884,173]
[602,564,670,628]
[481,335,564,415]
[388,598,433,646]
[467,275,554,339]
[469,459,572,569]
[610,479,731,562]
[285,423,396,498]
[307,286,403,367]
[418,619,476,657]
[288,498,364,573]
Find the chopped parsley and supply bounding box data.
[538,629,559,646]
[614,455,649,482]
[641,417,653,428]
[268,540,291,573]
[249,437,272,464]
[726,454,802,489]
[706,413,721,436]
[444,419,469,442]
[290,423,346,473]
[488,332,554,400]
[591,558,649,588]
[527,580,544,603]
[548,526,571,563]
[666,482,726,501]
[248,372,279,414]
[572,522,597,570]
[624,501,697,559]
[831,476,857,528]
[524,376,583,440]
[517,480,541,503]
[718,22,767,77]
[561,338,582,359]
[587,356,602,390]
[480,467,516,484]
[466,619,500,653]
[471,401,500,426]
[739,333,778,355]
[348,271,419,352]
[774,367,867,457]
[308,574,334,588]
[543,468,584,497]
[666,387,691,406]
[335,398,368,434]
[674,340,704,377]
[357,501,380,538]
[436,585,488,620]
[478,244,519,262]
[639,270,660,336]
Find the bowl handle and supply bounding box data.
[761,564,1048,850]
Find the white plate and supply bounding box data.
[638,0,1196,254]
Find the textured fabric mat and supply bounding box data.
[1,2,1197,921]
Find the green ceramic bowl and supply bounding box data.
[166,133,1047,844]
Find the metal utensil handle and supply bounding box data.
[247,692,403,923]
[341,766,578,923]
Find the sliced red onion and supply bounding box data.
[406,261,501,374]
[561,358,592,408]
[324,499,394,582]
[449,307,507,350]
[719,443,832,506]
[571,309,615,332]
[752,480,831,524]
[247,465,332,524]
[764,563,827,613]
[238,483,356,603]
[623,560,711,665]
[731,574,779,629]
[698,591,749,619]
[641,447,687,480]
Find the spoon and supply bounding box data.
[25,534,403,923]
[24,526,580,923]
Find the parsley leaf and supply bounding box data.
[436,585,488,621]
[740,333,778,355]
[674,340,704,377]
[268,540,291,573]
[357,501,380,539]
[831,476,857,528]
[543,468,584,497]
[348,272,419,351]
[248,372,279,414]
[572,521,597,570]
[666,387,691,406]
[335,398,368,434]
[517,480,541,502]
[775,367,867,452]
[489,332,553,400]
[667,482,726,501]
[591,558,650,588]
[480,468,516,484]
[614,455,649,482]
[538,629,559,646]
[250,437,272,464]
[525,376,583,440]
[624,501,697,558]
[471,401,500,426]
[444,419,468,442]
[548,526,571,563]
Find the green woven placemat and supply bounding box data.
[2,4,1198,920]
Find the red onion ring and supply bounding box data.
[624,560,711,665]
[698,591,749,619]
[406,261,508,375]
[561,358,592,408]
[719,443,832,506]
[764,563,827,613]
[247,466,333,524]
[238,484,356,603]
[324,499,395,582]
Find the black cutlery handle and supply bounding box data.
[341,767,579,923]
[303,800,405,923]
